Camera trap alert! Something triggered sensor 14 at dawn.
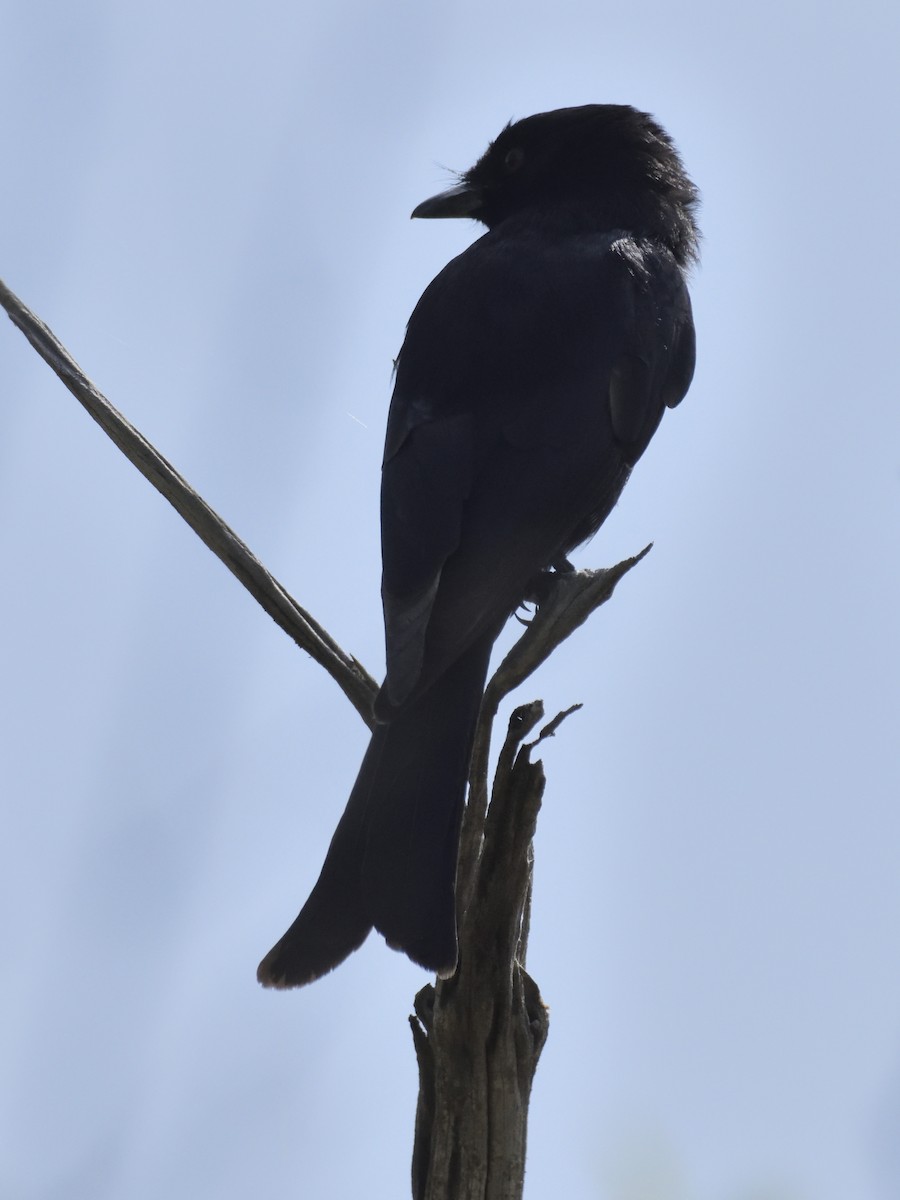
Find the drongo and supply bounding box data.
[258,105,699,987]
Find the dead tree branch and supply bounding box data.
[412,557,649,1200]
[3,275,651,1200]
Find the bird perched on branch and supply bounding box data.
[258,104,699,987]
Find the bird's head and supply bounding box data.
[412,104,699,268]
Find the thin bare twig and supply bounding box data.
[458,550,651,915]
[0,278,378,727]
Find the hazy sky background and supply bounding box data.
[2,2,899,1197]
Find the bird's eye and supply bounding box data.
[504,147,525,173]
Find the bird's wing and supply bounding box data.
[378,234,694,711]
[379,409,477,706]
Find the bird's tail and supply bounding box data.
[257,633,493,988]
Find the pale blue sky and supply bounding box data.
[2,2,899,1197]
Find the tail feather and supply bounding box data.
[257,634,493,988]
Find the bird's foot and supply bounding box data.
[522,558,576,609]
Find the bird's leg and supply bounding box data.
[520,557,576,612]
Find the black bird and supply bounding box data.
[258,105,699,987]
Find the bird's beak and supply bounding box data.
[411,181,483,220]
